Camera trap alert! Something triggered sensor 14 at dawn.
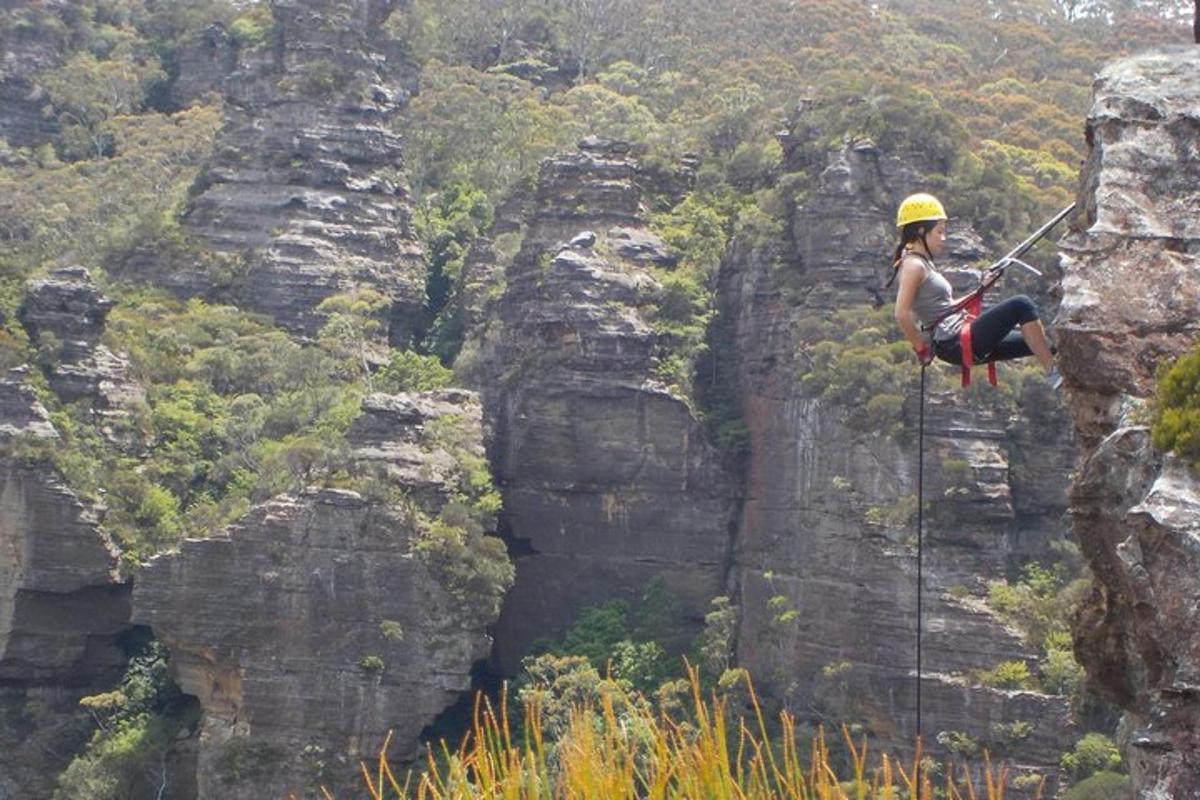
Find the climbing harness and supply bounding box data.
[912,202,1075,736]
[919,203,1076,388]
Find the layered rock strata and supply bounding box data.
[0,367,131,799]
[0,5,63,148]
[140,0,425,342]
[724,141,1075,782]
[480,138,737,673]
[1058,47,1200,799]
[132,389,506,799]
[19,267,145,441]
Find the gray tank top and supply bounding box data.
[906,254,965,342]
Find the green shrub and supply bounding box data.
[1040,641,1084,697]
[978,660,1033,690]
[213,738,284,786]
[1153,347,1200,470]
[990,720,1033,745]
[229,5,274,46]
[358,655,385,672]
[936,730,980,758]
[1061,733,1122,780]
[1062,771,1130,800]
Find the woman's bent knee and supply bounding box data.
[1009,294,1038,325]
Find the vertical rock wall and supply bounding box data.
[0,369,131,799]
[1059,47,1200,799]
[480,139,738,674]
[136,0,425,342]
[723,141,1076,782]
[132,390,507,799]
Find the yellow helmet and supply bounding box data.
[896,193,947,228]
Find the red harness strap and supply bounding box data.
[958,292,997,388]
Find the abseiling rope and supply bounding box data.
[916,364,926,739]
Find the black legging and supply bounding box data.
[932,295,1039,365]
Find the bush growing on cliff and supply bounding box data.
[54,641,196,800]
[985,561,1089,699]
[526,579,690,696]
[1152,347,1200,471]
[22,290,371,561]
[797,305,928,439]
[410,183,494,362]
[1060,733,1122,782]
[411,413,513,620]
[1062,771,1130,800]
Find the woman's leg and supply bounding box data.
[968,295,1055,372]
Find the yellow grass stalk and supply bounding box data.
[357,666,1031,800]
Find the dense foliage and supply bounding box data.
[54,639,197,800]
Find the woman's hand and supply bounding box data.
[914,344,934,365]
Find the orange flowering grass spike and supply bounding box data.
[356,664,1032,799]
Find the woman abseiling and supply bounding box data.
[888,193,1062,390]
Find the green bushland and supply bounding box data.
[8,290,366,564]
[797,306,925,439]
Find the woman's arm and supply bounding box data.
[894,258,928,352]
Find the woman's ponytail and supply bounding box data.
[885,221,935,287]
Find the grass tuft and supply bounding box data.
[345,665,1042,800]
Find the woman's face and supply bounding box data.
[926,219,948,257]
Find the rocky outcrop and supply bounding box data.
[132,389,508,799]
[0,6,64,148]
[19,268,145,440]
[1058,47,1200,799]
[168,22,239,109]
[0,367,131,799]
[723,139,1075,783]
[0,368,127,683]
[131,0,425,342]
[479,138,738,673]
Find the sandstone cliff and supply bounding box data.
[476,138,738,674]
[721,139,1076,783]
[0,267,149,799]
[132,389,508,799]
[130,0,425,343]
[1059,46,1200,799]
[0,367,130,799]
